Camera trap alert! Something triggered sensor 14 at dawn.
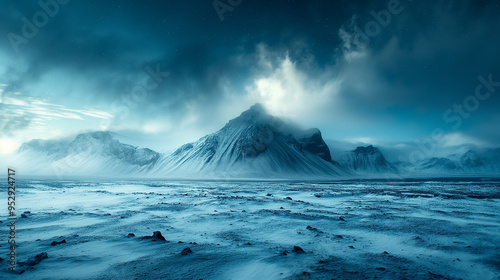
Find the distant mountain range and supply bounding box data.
[3,104,499,179]
[401,149,500,175]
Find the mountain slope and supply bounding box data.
[336,145,398,174]
[399,149,500,175]
[150,104,347,179]
[9,132,160,177]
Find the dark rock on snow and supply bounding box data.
[181,247,193,255]
[143,231,167,241]
[292,246,306,254]
[51,239,66,246]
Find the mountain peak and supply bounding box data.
[74,131,112,141]
[237,103,269,121]
[460,150,484,167]
[337,145,397,174]
[160,104,345,177]
[222,103,277,131]
[248,103,266,112]
[353,145,379,155]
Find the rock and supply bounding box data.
[21,214,28,218]
[51,239,66,246]
[178,241,184,243]
[245,242,252,245]
[152,231,166,241]
[383,251,389,254]
[128,233,136,237]
[306,225,321,232]
[282,250,288,255]
[286,197,293,200]
[24,211,31,214]
[266,193,272,196]
[339,217,346,222]
[292,246,306,254]
[142,231,167,241]
[348,245,354,249]
[19,252,48,267]
[428,272,445,278]
[181,247,193,255]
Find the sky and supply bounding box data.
[0,0,499,160]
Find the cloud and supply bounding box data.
[345,137,380,145]
[245,49,341,122]
[440,132,491,148]
[0,92,113,153]
[1,95,112,122]
[0,0,499,154]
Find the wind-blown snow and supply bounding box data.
[2,179,499,279]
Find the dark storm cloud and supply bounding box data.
[1,0,499,148]
[0,1,357,95]
[333,0,500,139]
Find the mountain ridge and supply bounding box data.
[149,103,346,179]
[336,145,399,174]
[4,104,500,179]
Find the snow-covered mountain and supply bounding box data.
[4,104,347,179]
[397,149,500,175]
[150,104,347,179]
[413,157,461,173]
[460,150,487,171]
[4,103,499,179]
[7,131,160,178]
[333,144,500,176]
[336,145,398,174]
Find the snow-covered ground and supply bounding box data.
[1,179,499,279]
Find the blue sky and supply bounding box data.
[0,0,499,156]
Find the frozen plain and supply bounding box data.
[1,179,499,279]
